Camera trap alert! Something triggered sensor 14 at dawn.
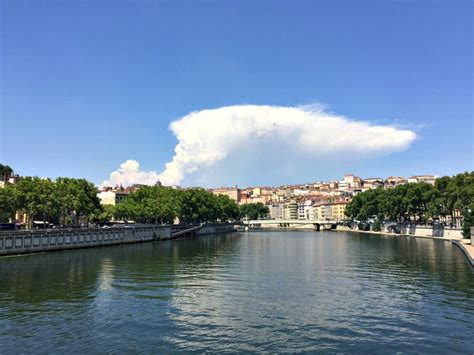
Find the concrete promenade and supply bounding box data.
[0,223,235,257]
[0,225,171,257]
[451,226,474,266]
[335,224,464,240]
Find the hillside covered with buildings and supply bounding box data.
[208,174,444,223]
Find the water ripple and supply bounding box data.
[0,231,472,353]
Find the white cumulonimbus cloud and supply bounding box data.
[102,104,417,187]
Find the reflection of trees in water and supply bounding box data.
[0,250,106,305]
[107,233,242,285]
[0,233,242,306]
[350,233,474,297]
[1,232,471,310]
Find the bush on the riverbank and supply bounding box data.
[372,220,382,232]
[357,222,370,231]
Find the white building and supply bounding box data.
[294,189,311,196]
[363,178,384,189]
[408,175,438,185]
[97,190,130,205]
[297,203,306,220]
[303,200,314,220]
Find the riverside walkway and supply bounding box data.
[0,225,171,257]
[0,223,235,257]
[451,227,474,267]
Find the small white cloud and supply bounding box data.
[101,159,159,187]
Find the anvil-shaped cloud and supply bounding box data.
[102,105,416,187]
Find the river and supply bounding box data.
[0,230,473,353]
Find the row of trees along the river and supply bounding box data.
[0,165,267,227]
[0,176,101,228]
[112,185,241,224]
[345,172,474,237]
[111,188,269,223]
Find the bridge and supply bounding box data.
[242,219,338,231]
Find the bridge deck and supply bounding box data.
[243,219,337,225]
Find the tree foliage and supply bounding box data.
[0,177,241,227]
[112,186,240,224]
[239,202,270,220]
[345,172,474,235]
[0,164,13,178]
[0,176,101,227]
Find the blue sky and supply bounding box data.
[1,0,472,187]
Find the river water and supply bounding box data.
[0,231,473,353]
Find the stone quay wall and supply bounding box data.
[0,225,171,257]
[335,224,463,240]
[198,224,235,236]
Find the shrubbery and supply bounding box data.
[372,220,382,232]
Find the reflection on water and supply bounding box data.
[0,231,472,352]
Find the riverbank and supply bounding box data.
[452,240,474,267]
[334,226,473,267]
[334,227,459,240]
[0,223,235,257]
[336,224,464,239]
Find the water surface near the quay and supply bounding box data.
[0,231,473,353]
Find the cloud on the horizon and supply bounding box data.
[102,104,417,187]
[101,159,159,187]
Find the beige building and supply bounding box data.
[385,176,407,187]
[239,191,251,205]
[331,202,349,220]
[282,201,298,220]
[251,195,272,204]
[343,174,362,189]
[211,187,241,203]
[314,204,332,220]
[363,178,384,189]
[269,205,284,220]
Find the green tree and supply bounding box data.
[215,194,240,221]
[345,188,383,222]
[0,164,13,179]
[379,187,404,222]
[462,208,473,238]
[90,204,115,225]
[403,182,433,223]
[0,184,18,223]
[346,172,474,231]
[239,203,269,220]
[180,188,220,223]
